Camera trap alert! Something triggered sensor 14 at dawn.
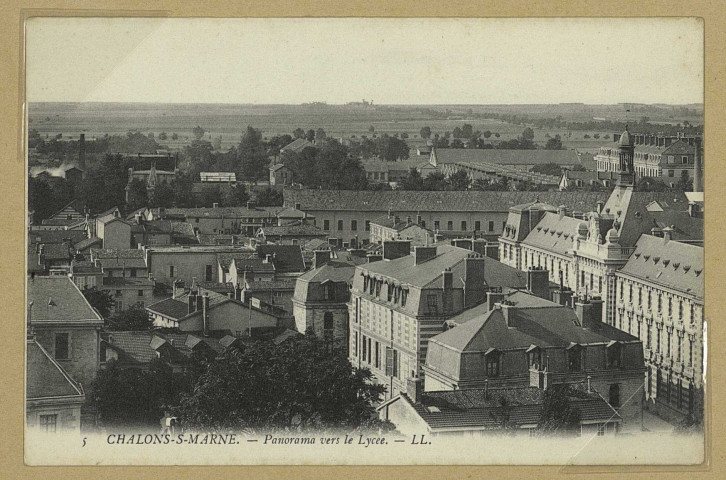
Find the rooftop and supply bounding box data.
[27,338,84,400]
[619,235,703,299]
[433,148,582,166]
[28,276,103,324]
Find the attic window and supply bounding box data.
[662,259,670,266]
[634,253,641,259]
[543,228,549,234]
[673,262,680,269]
[536,226,542,231]
[683,265,691,273]
[695,269,702,276]
[643,255,650,261]
[653,257,660,263]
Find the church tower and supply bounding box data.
[616,125,635,186]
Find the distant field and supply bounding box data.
[27,102,694,153]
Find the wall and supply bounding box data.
[26,403,83,434]
[148,251,222,286]
[293,302,348,344]
[101,221,132,250]
[33,326,100,389]
[178,301,279,335]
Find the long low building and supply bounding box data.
[283,190,610,247]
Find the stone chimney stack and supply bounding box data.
[382,240,411,261]
[202,293,210,337]
[313,250,331,269]
[407,377,423,403]
[413,246,437,265]
[527,267,550,300]
[442,268,453,314]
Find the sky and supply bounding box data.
[25,17,703,105]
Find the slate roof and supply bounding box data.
[74,236,102,251]
[280,138,315,153]
[430,296,637,354]
[102,277,154,288]
[28,276,103,324]
[29,230,87,245]
[40,218,79,226]
[360,244,526,290]
[521,212,583,256]
[407,386,619,431]
[40,243,74,261]
[246,278,297,290]
[269,163,289,172]
[27,338,84,400]
[284,190,610,213]
[103,331,224,365]
[661,140,695,156]
[433,148,581,166]
[146,297,190,320]
[619,235,704,299]
[258,223,325,237]
[163,207,279,219]
[256,244,306,273]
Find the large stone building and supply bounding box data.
[292,251,358,348]
[423,291,645,430]
[613,234,704,423]
[499,128,703,325]
[348,242,530,400]
[284,190,610,247]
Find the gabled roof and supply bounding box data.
[28,276,103,324]
[27,338,84,400]
[47,199,85,220]
[269,163,289,172]
[29,230,87,246]
[619,235,703,299]
[661,140,695,156]
[433,148,581,166]
[258,223,325,237]
[74,236,102,251]
[284,190,610,213]
[280,138,315,153]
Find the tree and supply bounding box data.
[462,124,474,138]
[448,170,471,190]
[494,132,501,138]
[677,170,693,191]
[419,126,431,139]
[126,178,149,211]
[483,130,492,138]
[255,188,283,207]
[399,168,424,191]
[222,185,250,207]
[452,126,463,138]
[173,334,390,433]
[212,136,223,150]
[238,126,270,181]
[368,125,375,134]
[472,177,508,191]
[149,182,175,208]
[545,134,563,150]
[158,132,168,141]
[315,128,327,141]
[305,129,315,142]
[192,126,206,141]
[107,305,153,331]
[521,127,535,142]
[636,176,669,192]
[450,139,464,149]
[537,385,583,435]
[82,287,114,318]
[171,133,179,140]
[530,162,564,177]
[423,171,448,191]
[375,135,410,161]
[293,128,305,139]
[92,358,195,429]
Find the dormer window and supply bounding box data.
[323,282,333,301]
[485,349,500,377]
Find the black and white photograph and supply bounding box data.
[23,17,705,465]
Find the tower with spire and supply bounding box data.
[616,125,635,186]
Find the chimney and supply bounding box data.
[575,296,603,329]
[196,293,203,312]
[407,377,423,403]
[693,137,703,193]
[264,254,273,264]
[527,267,550,300]
[413,246,437,265]
[558,205,567,219]
[235,282,242,301]
[78,133,86,170]
[202,293,210,337]
[212,202,219,209]
[596,201,604,214]
[688,202,701,218]
[662,226,674,242]
[367,253,383,263]
[463,255,487,308]
[416,214,422,225]
[552,287,573,307]
[382,240,411,261]
[314,250,331,269]
[394,215,400,225]
[442,268,453,314]
[486,290,505,311]
[188,291,197,314]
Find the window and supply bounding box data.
[667,155,675,164]
[461,221,467,231]
[169,265,175,278]
[447,221,453,231]
[646,323,651,349]
[337,220,344,231]
[427,294,438,313]
[375,341,381,369]
[678,300,683,321]
[689,339,693,367]
[115,300,123,313]
[323,312,334,341]
[656,327,661,352]
[39,414,58,433]
[365,220,370,232]
[607,343,623,369]
[323,283,333,301]
[657,293,662,312]
[434,221,440,231]
[195,218,199,223]
[629,284,633,303]
[420,220,426,228]
[205,265,213,281]
[138,289,144,297]
[677,335,682,363]
[54,333,69,360]
[527,348,541,369]
[667,330,672,357]
[475,221,481,231]
[485,352,500,377]
[129,268,137,277]
[353,331,358,357]
[115,290,122,297]
[668,170,675,177]
[597,423,606,436]
[682,156,689,164]
[528,428,537,438]
[351,220,357,231]
[385,347,399,378]
[324,220,330,231]
[488,221,495,232]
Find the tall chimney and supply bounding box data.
[382,240,411,261]
[188,291,197,314]
[202,293,210,337]
[442,268,453,314]
[406,377,423,403]
[486,290,505,311]
[78,133,86,170]
[693,137,703,192]
[527,267,550,300]
[413,246,437,265]
[314,250,331,269]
